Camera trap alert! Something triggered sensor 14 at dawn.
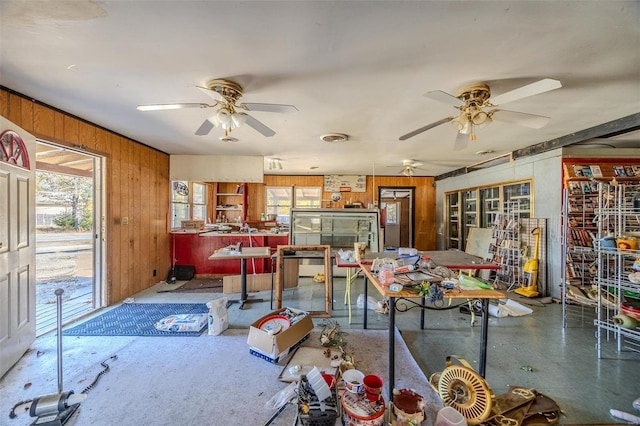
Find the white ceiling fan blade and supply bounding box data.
[244,114,276,137]
[399,117,454,141]
[195,118,215,136]
[424,90,463,106]
[137,102,213,111]
[196,85,224,101]
[491,109,551,129]
[453,131,469,151]
[240,103,298,113]
[490,78,561,106]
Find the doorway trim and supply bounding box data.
[34,140,106,335]
[378,186,415,248]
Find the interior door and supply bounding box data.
[0,118,36,378]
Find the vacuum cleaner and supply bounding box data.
[515,227,540,298]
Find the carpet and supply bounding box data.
[62,303,209,337]
[9,328,442,425]
[157,278,223,293]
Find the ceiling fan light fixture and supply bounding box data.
[450,114,468,131]
[231,112,248,127]
[216,108,232,126]
[402,166,414,177]
[460,120,472,135]
[471,109,489,125]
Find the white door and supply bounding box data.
[0,117,36,378]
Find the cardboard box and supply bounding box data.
[248,334,309,364]
[247,307,313,363]
[222,259,299,293]
[181,220,204,229]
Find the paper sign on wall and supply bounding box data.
[323,175,366,192]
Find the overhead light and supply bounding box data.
[210,105,247,136]
[268,158,283,170]
[321,133,349,143]
[402,166,414,177]
[451,114,468,131]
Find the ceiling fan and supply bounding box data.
[393,159,425,177]
[137,79,298,138]
[399,78,562,151]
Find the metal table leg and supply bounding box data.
[479,298,489,377]
[388,297,396,403]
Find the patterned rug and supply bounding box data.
[62,303,209,337]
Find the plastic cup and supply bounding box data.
[363,374,383,401]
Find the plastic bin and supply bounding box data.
[435,406,467,426]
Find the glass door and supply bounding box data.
[461,189,477,249]
[446,192,460,249]
[480,186,501,227]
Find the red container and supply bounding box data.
[362,375,383,401]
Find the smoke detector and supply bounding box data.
[321,133,349,143]
[219,136,238,143]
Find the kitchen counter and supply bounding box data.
[170,231,289,276]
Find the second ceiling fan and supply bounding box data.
[137,79,298,138]
[399,78,562,151]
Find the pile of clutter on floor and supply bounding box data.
[263,319,444,425]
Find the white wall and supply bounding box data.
[435,147,640,299]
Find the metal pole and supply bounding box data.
[55,288,64,394]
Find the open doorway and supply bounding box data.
[35,141,105,335]
[378,187,414,249]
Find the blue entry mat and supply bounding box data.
[62,303,209,337]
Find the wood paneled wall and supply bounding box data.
[1,88,171,304]
[256,175,436,250]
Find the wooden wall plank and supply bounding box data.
[78,121,96,150]
[63,115,79,145]
[2,88,171,305]
[140,144,151,285]
[108,133,121,304]
[32,103,55,138]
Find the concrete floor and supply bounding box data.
[130,275,640,424]
[5,275,640,424]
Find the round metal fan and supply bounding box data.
[399,78,561,151]
[137,78,297,137]
[435,355,493,425]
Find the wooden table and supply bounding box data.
[208,246,272,309]
[358,250,503,401]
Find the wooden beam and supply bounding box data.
[36,160,93,178]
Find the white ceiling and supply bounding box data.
[1,0,639,177]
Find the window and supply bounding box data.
[265,186,321,223]
[192,183,206,221]
[171,181,209,228]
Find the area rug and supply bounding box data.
[19,328,442,425]
[157,278,223,293]
[62,302,209,337]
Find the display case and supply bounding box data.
[289,208,381,250]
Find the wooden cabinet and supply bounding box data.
[214,182,247,223]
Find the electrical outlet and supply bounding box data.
[122,217,129,225]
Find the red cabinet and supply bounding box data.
[170,232,289,276]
